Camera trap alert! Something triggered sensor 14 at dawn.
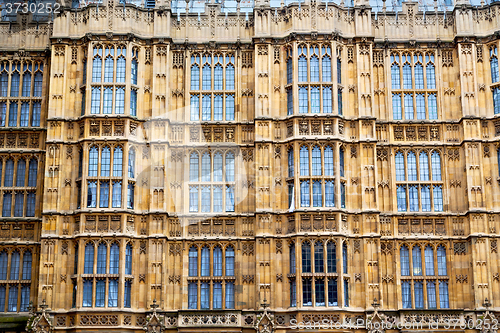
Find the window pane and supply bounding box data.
[83,280,93,307]
[116,57,126,83]
[200,282,209,309]
[298,55,307,82]
[189,186,198,212]
[397,185,407,211]
[97,243,107,274]
[2,193,11,217]
[95,280,105,307]
[132,59,138,85]
[0,252,7,280]
[202,64,211,90]
[391,63,400,89]
[302,278,312,306]
[22,251,32,280]
[225,152,235,182]
[225,247,234,276]
[225,281,234,309]
[214,64,223,90]
[416,94,425,119]
[299,87,308,113]
[312,146,321,176]
[104,57,114,82]
[226,64,235,90]
[402,281,411,308]
[426,63,436,89]
[0,102,6,126]
[400,245,409,276]
[225,185,234,212]
[213,186,222,212]
[8,103,17,127]
[10,73,19,97]
[16,159,26,187]
[300,146,309,176]
[439,281,449,308]
[8,286,17,312]
[92,57,102,82]
[404,94,414,120]
[10,252,19,280]
[412,246,422,276]
[14,193,24,217]
[112,181,122,208]
[311,87,320,113]
[34,73,43,97]
[409,185,418,212]
[421,186,431,212]
[424,246,435,276]
[315,279,325,306]
[108,279,118,307]
[225,94,235,121]
[113,147,123,177]
[191,64,200,90]
[314,242,324,273]
[289,244,296,274]
[302,242,311,273]
[428,94,437,119]
[91,87,101,114]
[414,281,424,308]
[403,63,412,89]
[213,247,222,276]
[312,181,322,207]
[437,245,447,275]
[130,90,137,116]
[188,282,197,309]
[427,282,437,308]
[328,278,337,306]
[201,246,209,276]
[322,55,331,82]
[414,63,424,89]
[433,185,443,211]
[322,87,332,113]
[202,94,211,121]
[213,282,222,309]
[431,152,441,181]
[109,244,119,274]
[300,181,310,207]
[84,243,94,274]
[392,94,402,120]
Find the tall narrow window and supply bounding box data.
[124,281,131,308]
[109,243,119,274]
[225,94,235,121]
[312,146,321,176]
[314,241,324,273]
[26,192,35,217]
[132,59,138,85]
[20,286,29,311]
[20,103,29,127]
[8,286,17,311]
[97,243,107,274]
[315,278,325,306]
[99,181,110,207]
[87,181,97,208]
[433,185,443,211]
[403,61,412,89]
[402,281,411,308]
[404,93,414,120]
[431,152,441,181]
[188,282,197,309]
[338,88,343,115]
[108,279,118,307]
[395,152,405,181]
[2,193,11,217]
[10,71,20,97]
[326,242,336,273]
[391,55,401,89]
[287,56,293,84]
[339,148,344,177]
[302,278,312,306]
[84,243,94,274]
[289,244,296,274]
[437,245,447,276]
[9,252,19,280]
[214,64,223,90]
[300,181,310,207]
[322,48,332,82]
[190,153,199,182]
[0,252,6,280]
[83,280,92,307]
[0,102,6,126]
[310,50,319,81]
[200,282,209,309]
[189,246,198,277]
[302,242,311,273]
[8,103,17,127]
[127,183,134,209]
[112,181,122,208]
[290,280,296,307]
[439,281,449,308]
[494,88,500,114]
[397,185,407,211]
[34,72,43,97]
[104,56,114,82]
[225,282,234,309]
[328,279,338,306]
[191,61,200,90]
[128,149,135,178]
[412,246,422,276]
[425,246,435,276]
[91,87,101,114]
[22,251,31,280]
[414,58,424,89]
[428,94,437,119]
[426,55,436,89]
[300,146,309,176]
[14,193,24,217]
[225,185,234,212]
[202,64,211,90]
[343,280,349,307]
[299,87,308,113]
[414,281,424,308]
[213,246,222,277]
[287,89,293,115]
[189,186,198,212]
[202,94,211,121]
[323,87,332,113]
[427,281,437,308]
[298,49,307,82]
[342,242,348,274]
[225,246,235,276]
[16,159,26,187]
[312,181,322,207]
[288,149,294,178]
[400,245,410,276]
[201,246,209,277]
[340,182,346,208]
[311,87,320,113]
[116,56,126,83]
[226,63,235,90]
[113,147,123,177]
[213,282,222,309]
[392,94,402,120]
[103,88,113,114]
[92,54,102,82]
[491,47,499,83]
[225,152,235,182]
[130,90,137,116]
[0,70,7,97]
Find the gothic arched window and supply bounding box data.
[213,246,222,277]
[300,146,309,176]
[225,152,234,182]
[302,241,311,273]
[84,243,94,274]
[9,252,19,280]
[113,147,123,177]
[425,246,434,276]
[400,245,410,276]
[327,242,336,273]
[88,147,98,177]
[314,241,324,273]
[225,246,234,276]
[201,246,210,277]
[189,246,198,277]
[101,147,111,177]
[437,245,447,276]
[109,243,119,274]
[412,245,422,276]
[22,251,31,280]
[97,243,107,274]
[128,149,135,178]
[16,159,25,187]
[125,244,132,275]
[312,146,321,176]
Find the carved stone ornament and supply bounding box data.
[143,300,165,333]
[255,309,274,333]
[26,300,53,333]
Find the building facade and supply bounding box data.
[0,0,500,331]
